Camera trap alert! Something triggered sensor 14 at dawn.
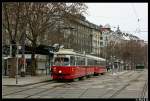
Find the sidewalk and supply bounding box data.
[2,75,52,86]
[107,70,129,76]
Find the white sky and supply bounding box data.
[84,3,148,41]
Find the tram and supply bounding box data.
[136,64,145,70]
[51,49,106,81]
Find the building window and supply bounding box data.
[100,37,103,40]
[100,42,103,45]
[105,37,108,41]
[100,33,102,36]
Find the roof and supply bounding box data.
[86,55,106,61]
[55,49,79,55]
[123,36,130,40]
[55,49,106,61]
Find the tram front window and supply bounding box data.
[54,57,69,66]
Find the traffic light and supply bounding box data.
[11,40,17,57]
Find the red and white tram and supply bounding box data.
[51,49,106,81]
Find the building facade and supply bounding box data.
[91,24,101,56]
[53,15,102,56]
[99,25,112,48]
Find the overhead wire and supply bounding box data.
[131,3,141,36]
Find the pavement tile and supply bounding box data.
[40,96,57,98]
[15,88,47,95]
[58,94,81,98]
[145,92,148,98]
[3,94,29,98]
[113,90,139,98]
[2,75,51,86]
[79,88,108,98]
[32,89,57,96]
[27,95,41,98]
[2,88,26,96]
[64,91,84,94]
[101,90,116,98]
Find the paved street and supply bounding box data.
[2,75,52,86]
[2,70,148,99]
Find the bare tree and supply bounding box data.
[103,36,145,71]
[2,2,27,57]
[2,2,88,75]
[23,3,87,75]
[107,40,147,70]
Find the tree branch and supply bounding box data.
[14,3,20,40]
[26,34,34,43]
[3,3,13,41]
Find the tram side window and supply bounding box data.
[87,59,94,66]
[76,57,80,66]
[87,59,90,65]
[54,57,69,66]
[81,57,85,65]
[94,60,97,65]
[92,60,95,65]
[76,56,85,65]
[97,61,101,65]
[70,56,75,66]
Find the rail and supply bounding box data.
[140,80,148,98]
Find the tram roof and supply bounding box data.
[55,49,106,61]
[86,55,106,61]
[55,49,82,56]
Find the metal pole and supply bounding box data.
[105,38,108,71]
[2,44,4,76]
[112,57,116,75]
[10,44,12,57]
[16,44,18,84]
[111,56,114,74]
[21,32,25,77]
[49,55,51,75]
[112,63,114,74]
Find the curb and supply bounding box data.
[3,79,52,87]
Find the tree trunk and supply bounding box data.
[31,54,36,76]
[31,44,37,76]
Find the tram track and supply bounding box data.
[25,82,77,98]
[24,81,85,98]
[109,72,143,98]
[3,79,79,98]
[78,70,138,98]
[5,75,107,98]
[140,80,148,98]
[3,81,57,96]
[3,72,107,97]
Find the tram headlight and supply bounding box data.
[58,70,62,73]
